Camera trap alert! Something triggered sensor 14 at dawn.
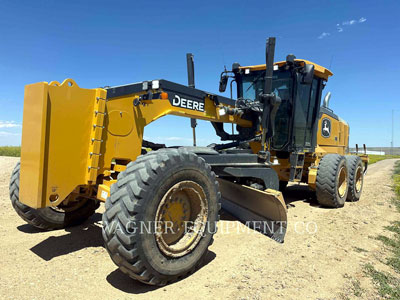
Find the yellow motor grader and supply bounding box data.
[9,37,367,285]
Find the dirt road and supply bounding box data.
[0,156,398,300]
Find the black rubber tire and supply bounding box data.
[279,181,288,192]
[345,155,364,202]
[316,154,348,208]
[102,148,220,286]
[9,162,99,230]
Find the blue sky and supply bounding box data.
[0,0,399,147]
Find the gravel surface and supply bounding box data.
[0,156,399,299]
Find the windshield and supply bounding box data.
[241,70,292,101]
[240,70,293,149]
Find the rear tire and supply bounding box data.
[316,154,348,208]
[345,155,364,202]
[9,162,99,230]
[102,148,220,286]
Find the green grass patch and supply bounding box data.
[0,146,20,157]
[364,264,400,299]
[394,163,400,197]
[354,246,368,253]
[363,161,400,299]
[350,279,364,297]
[369,154,400,165]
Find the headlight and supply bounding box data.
[152,80,160,89]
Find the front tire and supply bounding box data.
[9,162,99,230]
[102,148,220,286]
[316,154,349,208]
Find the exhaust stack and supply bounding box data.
[323,92,331,108]
[186,53,197,146]
[186,53,195,88]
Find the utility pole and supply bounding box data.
[392,109,394,155]
[392,109,399,155]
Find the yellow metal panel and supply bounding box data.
[19,79,106,208]
[44,79,99,204]
[97,184,110,202]
[20,82,49,208]
[315,145,346,156]
[107,110,133,136]
[307,168,317,190]
[240,59,333,81]
[87,88,107,182]
[98,96,252,175]
[316,113,348,155]
[114,164,127,172]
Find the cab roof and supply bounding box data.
[239,59,333,81]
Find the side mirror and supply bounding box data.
[301,64,314,84]
[219,74,228,92]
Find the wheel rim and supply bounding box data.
[338,166,348,198]
[355,165,363,192]
[155,181,208,258]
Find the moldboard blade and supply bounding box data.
[217,178,287,243]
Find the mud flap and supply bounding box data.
[217,178,287,243]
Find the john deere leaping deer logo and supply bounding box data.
[321,118,331,138]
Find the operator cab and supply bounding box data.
[233,58,332,153]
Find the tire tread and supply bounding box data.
[345,155,363,202]
[316,154,348,208]
[102,148,220,286]
[9,162,98,230]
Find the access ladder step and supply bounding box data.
[289,152,305,182]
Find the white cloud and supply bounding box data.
[343,20,357,25]
[318,32,331,39]
[334,17,367,33]
[0,121,21,128]
[0,131,20,136]
[0,121,22,144]
[342,17,367,26]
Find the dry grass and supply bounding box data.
[364,161,400,299]
[0,146,20,157]
[369,154,400,165]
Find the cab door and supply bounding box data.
[292,77,320,151]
